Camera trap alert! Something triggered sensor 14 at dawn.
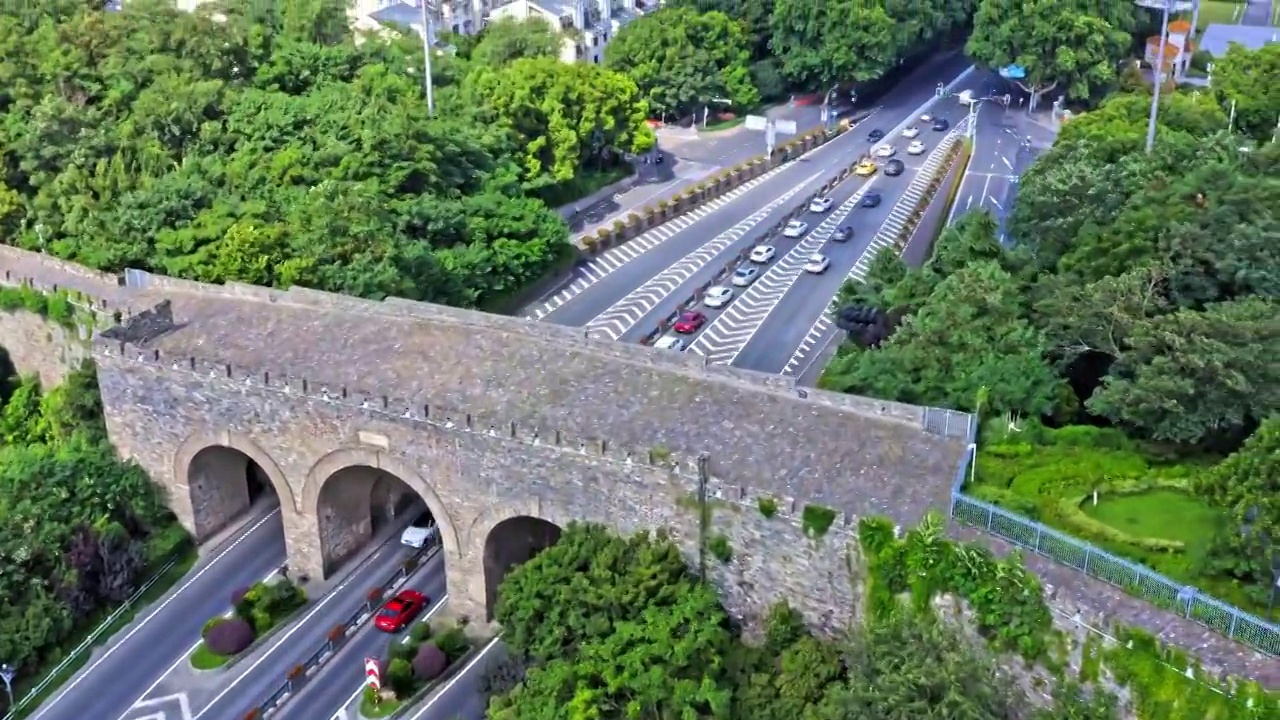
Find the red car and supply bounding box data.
[673,311,707,334]
[374,589,428,632]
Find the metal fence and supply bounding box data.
[250,543,439,717]
[932,410,1280,658]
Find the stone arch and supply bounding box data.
[302,447,461,576]
[472,502,564,621]
[172,430,295,540]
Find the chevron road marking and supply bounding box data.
[582,175,820,341]
[530,164,794,319]
[121,693,192,720]
[688,181,877,365]
[781,127,967,377]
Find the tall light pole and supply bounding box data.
[1146,0,1173,153]
[0,663,15,711]
[418,0,436,115]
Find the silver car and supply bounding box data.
[731,266,759,287]
[703,285,734,308]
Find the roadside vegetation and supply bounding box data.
[482,522,1272,719]
[822,63,1279,616]
[191,579,307,669]
[361,618,472,717]
[0,336,188,714]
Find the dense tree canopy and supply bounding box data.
[1210,43,1280,144]
[604,8,759,119]
[471,16,564,67]
[0,350,178,684]
[968,0,1133,106]
[0,0,662,309]
[826,87,1279,448]
[487,523,1122,720]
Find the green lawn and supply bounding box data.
[188,642,232,670]
[360,693,404,718]
[1187,1,1243,31]
[1081,489,1221,549]
[703,115,746,132]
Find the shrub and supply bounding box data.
[802,504,837,538]
[595,227,609,239]
[249,607,273,636]
[243,711,261,720]
[413,642,448,681]
[328,624,346,642]
[626,212,641,225]
[204,617,255,656]
[409,621,433,644]
[363,685,378,707]
[757,496,778,518]
[612,219,625,231]
[230,586,250,608]
[288,664,305,680]
[433,625,469,663]
[708,533,732,563]
[389,638,417,662]
[386,657,415,697]
[202,615,226,638]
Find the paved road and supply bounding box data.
[393,640,507,720]
[270,554,449,720]
[1242,0,1275,25]
[106,534,425,720]
[28,507,287,720]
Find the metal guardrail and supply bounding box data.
[2,553,183,720]
[926,408,1280,658]
[248,542,440,719]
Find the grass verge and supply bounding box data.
[9,540,197,718]
[188,642,232,670]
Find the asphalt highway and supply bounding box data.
[718,76,985,374]
[273,553,448,720]
[28,507,287,720]
[948,91,1035,243]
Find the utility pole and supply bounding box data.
[1228,99,1236,133]
[1146,0,1172,153]
[418,0,435,116]
[0,663,15,711]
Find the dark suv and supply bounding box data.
[932,118,950,132]
[867,129,885,142]
[832,226,853,242]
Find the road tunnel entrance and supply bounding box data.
[483,516,563,620]
[316,465,438,576]
[186,446,281,540]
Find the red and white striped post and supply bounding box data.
[364,657,381,698]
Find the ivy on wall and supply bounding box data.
[0,284,90,330]
[858,513,1277,719]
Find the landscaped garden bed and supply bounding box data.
[964,420,1271,613]
[359,618,475,719]
[189,576,306,669]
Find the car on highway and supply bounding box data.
[731,266,760,287]
[884,159,905,176]
[902,126,920,138]
[400,511,439,548]
[932,118,950,132]
[804,254,830,274]
[920,113,934,122]
[854,160,877,176]
[861,192,882,208]
[832,226,853,243]
[703,285,733,308]
[782,221,808,239]
[654,336,686,351]
[957,89,976,105]
[907,140,927,155]
[873,144,896,158]
[809,197,834,213]
[867,128,885,142]
[375,589,428,632]
[750,244,778,262]
[672,311,707,334]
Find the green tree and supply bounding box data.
[967,0,1132,107]
[605,8,758,119]
[768,0,898,86]
[1211,43,1280,143]
[668,0,775,59]
[472,17,563,67]
[463,58,654,188]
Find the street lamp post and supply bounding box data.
[1146,0,1173,153]
[0,663,16,710]
[418,0,436,116]
[821,84,840,128]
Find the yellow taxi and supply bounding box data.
[854,159,877,176]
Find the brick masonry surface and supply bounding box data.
[0,244,1274,689]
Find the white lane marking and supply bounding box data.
[532,165,791,320]
[690,184,875,365]
[188,546,396,720]
[989,197,1003,211]
[327,595,451,720]
[31,508,282,720]
[404,636,504,720]
[582,176,820,341]
[781,130,965,376]
[1001,155,1013,170]
[980,175,992,207]
[127,693,193,720]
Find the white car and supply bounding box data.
[920,113,933,122]
[902,126,920,139]
[808,196,834,213]
[907,140,927,155]
[401,513,439,548]
[654,336,686,351]
[957,89,976,105]
[782,220,809,238]
[873,144,896,158]
[731,266,760,287]
[749,245,777,263]
[703,285,733,308]
[803,254,830,274]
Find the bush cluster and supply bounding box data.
[233,579,306,635]
[203,617,255,656]
[377,620,472,702]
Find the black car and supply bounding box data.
[884,159,905,176]
[932,118,950,132]
[861,192,882,208]
[832,226,853,242]
[867,129,885,142]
